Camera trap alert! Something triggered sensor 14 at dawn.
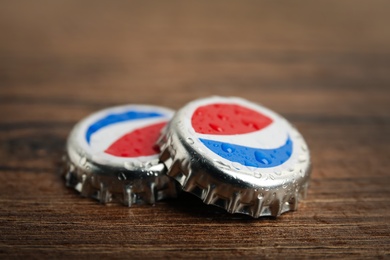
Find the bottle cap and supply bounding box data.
[64,104,177,206]
[158,96,311,217]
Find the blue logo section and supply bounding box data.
[86,110,164,144]
[200,137,293,168]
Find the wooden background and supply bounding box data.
[1,1,389,258]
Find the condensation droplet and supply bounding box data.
[217,113,229,121]
[298,154,307,163]
[143,161,152,169]
[187,137,194,144]
[221,143,235,153]
[254,172,262,178]
[231,162,241,170]
[124,161,135,170]
[79,157,87,166]
[214,160,229,169]
[118,172,126,181]
[209,123,223,132]
[254,151,272,165]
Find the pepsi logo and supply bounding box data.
[190,102,294,169]
[75,105,173,162]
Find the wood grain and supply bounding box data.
[1,1,389,258]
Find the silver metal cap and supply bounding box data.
[158,96,311,217]
[63,104,178,206]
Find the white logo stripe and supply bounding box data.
[89,117,167,152]
[196,120,288,149]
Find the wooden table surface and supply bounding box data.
[1,1,389,259]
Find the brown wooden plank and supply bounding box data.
[0,0,389,259]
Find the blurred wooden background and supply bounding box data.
[1,1,389,258]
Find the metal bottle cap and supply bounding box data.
[64,104,178,206]
[158,96,311,217]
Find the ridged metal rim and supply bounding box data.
[62,154,178,206]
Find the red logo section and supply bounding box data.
[105,122,166,157]
[191,103,273,135]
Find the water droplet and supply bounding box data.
[254,151,271,165]
[118,172,126,181]
[187,138,194,144]
[254,172,262,178]
[221,143,235,153]
[274,171,281,176]
[79,157,87,166]
[217,113,229,121]
[231,162,241,170]
[214,160,229,169]
[144,161,152,168]
[298,154,307,162]
[124,161,135,170]
[209,123,223,132]
[257,194,264,200]
[268,174,275,180]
